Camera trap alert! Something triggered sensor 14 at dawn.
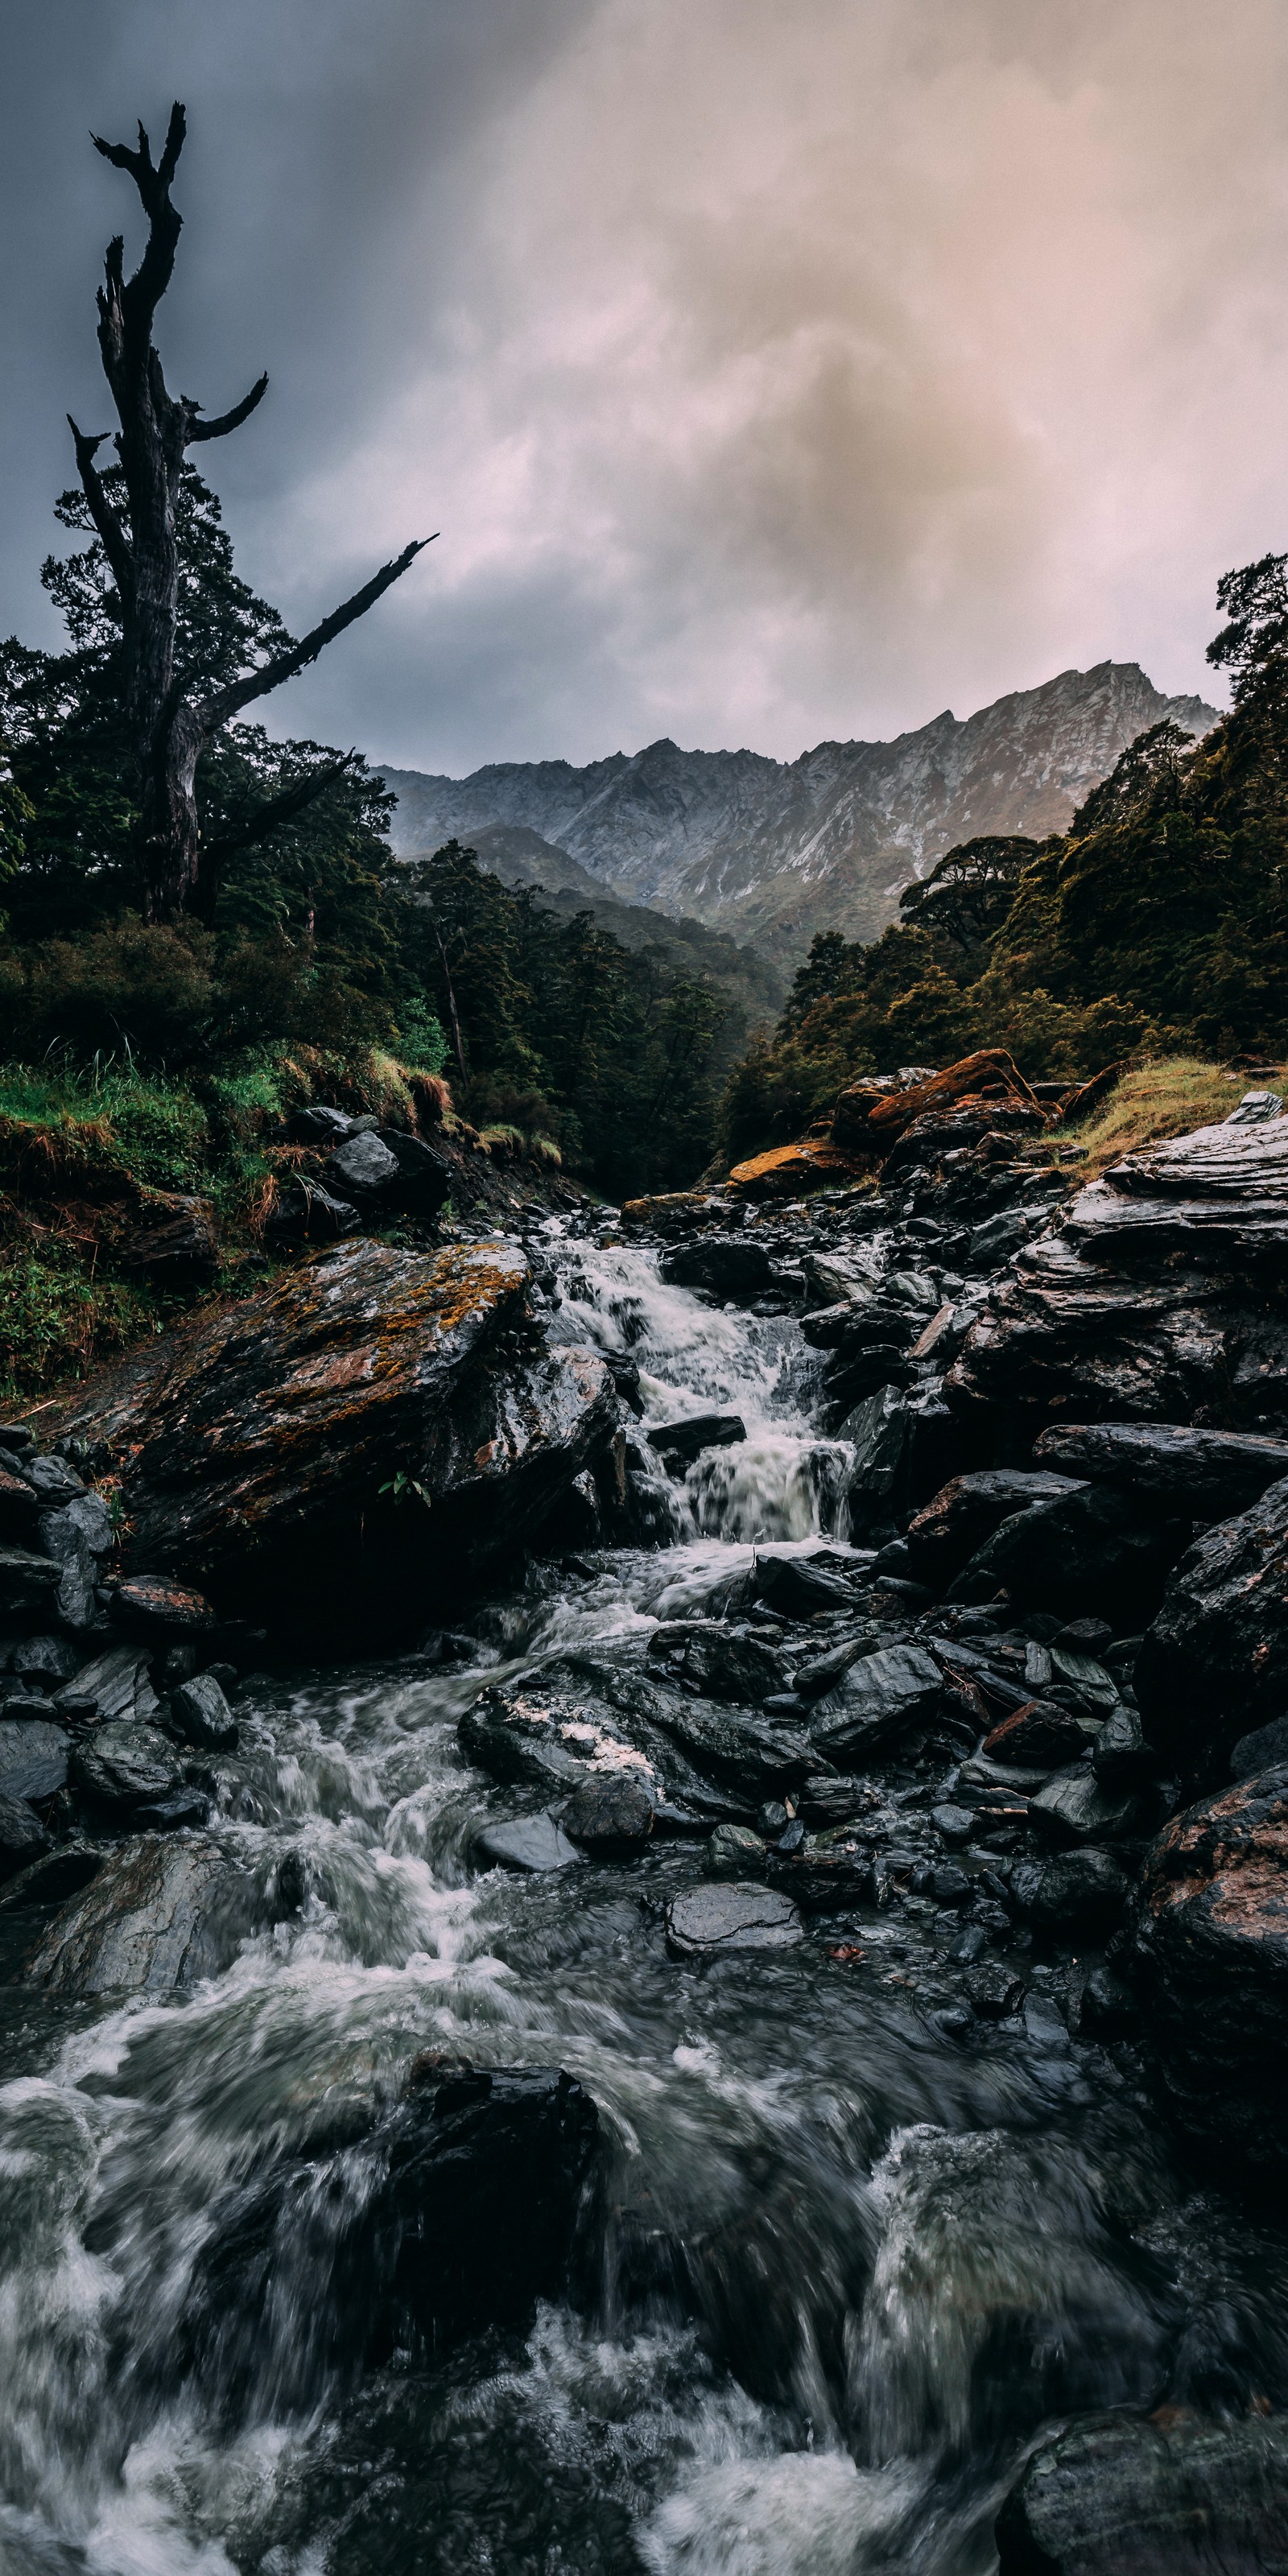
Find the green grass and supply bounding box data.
[1046,1055,1286,1180]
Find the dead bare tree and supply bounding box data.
[68,103,432,920]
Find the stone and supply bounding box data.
[167,1671,238,1751]
[1132,1765,1288,2182]
[949,1485,1191,1628]
[26,1455,86,1504]
[287,1103,368,1144]
[109,1239,616,1638]
[36,1511,98,1630]
[1030,1766,1137,1844]
[0,1719,68,1805]
[473,1814,584,1872]
[23,1836,265,1995]
[727,1141,870,1198]
[113,1575,218,1638]
[652,1699,817,1801]
[963,1960,1024,2017]
[326,1129,402,1196]
[983,1701,1092,1769]
[1034,1420,1288,1519]
[262,1179,360,1245]
[10,1634,81,1685]
[856,1051,1042,1154]
[1092,1704,1150,1787]
[122,1193,220,1284]
[931,1802,975,1844]
[0,1550,63,1620]
[0,1841,102,1910]
[659,1238,774,1298]
[0,1792,54,1880]
[707,1823,767,1876]
[69,1721,185,1814]
[56,1490,114,1557]
[995,2409,1288,2576]
[134,1790,213,1831]
[1009,1848,1130,1941]
[562,1774,654,1852]
[664,1881,803,1956]
[648,1411,747,1468]
[53,1645,159,1727]
[646,1620,787,1702]
[809,1642,945,1764]
[754,1553,857,1618]
[375,1127,453,1216]
[0,1465,43,1540]
[1231,1716,1288,1781]
[906,1470,1085,1585]
[768,1828,874,1910]
[0,1426,36,1456]
[1135,1476,1288,1776]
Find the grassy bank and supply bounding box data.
[1045,1056,1286,1180]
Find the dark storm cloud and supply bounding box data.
[5,1,1288,772]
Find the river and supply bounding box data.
[2,1223,1286,2575]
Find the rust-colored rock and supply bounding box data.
[112,1575,218,1637]
[836,1051,1045,1161]
[1133,1765,1288,2182]
[727,1141,873,1199]
[33,1237,615,1641]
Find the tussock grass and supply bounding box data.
[1047,1055,1287,1181]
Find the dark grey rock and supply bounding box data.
[27,1455,86,1505]
[11,1634,82,1686]
[963,1960,1024,2017]
[1030,1766,1137,1844]
[707,1823,767,1876]
[263,1178,360,1245]
[326,1130,402,1195]
[23,1835,257,1993]
[1034,1418,1288,1518]
[70,1721,185,1814]
[562,1773,654,1852]
[995,2408,1288,2576]
[1092,1704,1150,1786]
[948,1486,1191,1627]
[0,1719,68,1805]
[168,1671,238,1751]
[1009,1848,1130,1940]
[36,1511,98,1629]
[646,1620,787,1703]
[1136,1474,1288,1774]
[473,1814,584,1872]
[0,1840,102,1910]
[53,1645,159,1727]
[0,1550,63,1620]
[768,1829,874,1910]
[810,1642,944,1764]
[0,1792,54,1880]
[134,1790,214,1831]
[649,1412,747,1468]
[1231,1715,1288,1780]
[659,1237,774,1298]
[754,1551,857,1618]
[664,1881,803,1956]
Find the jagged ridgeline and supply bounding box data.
[722,575,1288,1159]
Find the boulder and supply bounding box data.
[1034,1420,1288,1518]
[1133,1765,1288,2182]
[0,1549,63,1620]
[54,1645,159,1726]
[89,1239,614,1638]
[809,1643,945,1765]
[0,1466,43,1542]
[996,2408,1288,2576]
[767,1828,874,1911]
[1135,1477,1288,1776]
[35,1510,98,1630]
[167,1671,238,1752]
[651,1699,817,1802]
[753,1552,856,1618]
[948,1485,1191,1627]
[561,1774,654,1853]
[460,1655,744,1824]
[0,1792,54,1880]
[113,1576,218,1639]
[664,1882,803,1956]
[983,1702,1092,1769]
[1009,1848,1130,1941]
[708,1823,768,1875]
[1231,1717,1288,1781]
[659,1239,774,1298]
[69,1721,186,1814]
[0,1840,101,1910]
[646,1620,787,1703]
[23,1835,258,1994]
[262,1179,360,1246]
[1030,1765,1137,1845]
[326,1129,402,1198]
[9,1634,81,1686]
[906,1470,1087,1586]
[727,1141,870,1199]
[122,1193,220,1285]
[649,1411,747,1468]
[0,1719,68,1805]
[473,1814,584,1872]
[849,1050,1042,1156]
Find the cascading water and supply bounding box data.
[1,1225,1287,2576]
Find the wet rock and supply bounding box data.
[536,1466,603,1550]
[36,1510,99,1630]
[906,1470,1086,1587]
[793,1633,876,1697]
[983,1702,1092,1769]
[1034,1420,1288,1519]
[659,1238,774,1298]
[1009,1848,1130,1941]
[0,1792,54,1880]
[963,1960,1025,2017]
[133,1790,213,1831]
[810,1642,945,1764]
[1135,1476,1288,1777]
[707,1823,767,1876]
[0,1839,101,1910]
[23,1835,257,1994]
[167,1671,238,1752]
[931,1802,975,1844]
[262,1178,360,1245]
[374,1127,453,1218]
[652,1699,817,1801]
[836,1381,962,1521]
[995,2407,1288,2575]
[53,1644,159,1726]
[753,1553,857,1617]
[664,1881,803,1956]
[1133,1765,1288,2182]
[1030,1766,1137,1845]
[949,1485,1191,1628]
[326,1129,402,1197]
[648,1411,747,1468]
[0,1465,43,1541]
[113,1575,218,1638]
[1092,1705,1150,1788]
[110,1239,616,1638]
[122,1193,220,1285]
[562,1774,654,1853]
[768,1827,874,1910]
[26,1454,86,1505]
[0,1719,68,1805]
[287,1103,372,1145]
[1231,1716,1288,1781]
[69,1721,186,1814]
[646,1620,787,1703]
[0,1549,64,1620]
[473,1814,584,1872]
[9,1634,81,1686]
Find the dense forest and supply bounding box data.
[721,559,1288,1161]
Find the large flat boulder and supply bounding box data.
[1132,1765,1288,2183]
[56,1238,613,1637]
[23,1835,258,1995]
[1034,1420,1288,1517]
[997,2409,1288,2574]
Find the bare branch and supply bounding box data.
[92,102,186,340]
[199,537,436,729]
[66,415,134,607]
[188,373,269,444]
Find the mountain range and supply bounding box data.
[380,660,1220,968]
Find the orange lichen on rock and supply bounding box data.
[728,1141,874,1199]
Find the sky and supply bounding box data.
[4,0,1288,776]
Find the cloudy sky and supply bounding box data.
[4,0,1288,774]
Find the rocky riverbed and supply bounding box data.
[2,1066,1288,2572]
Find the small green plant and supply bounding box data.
[378,1469,433,1511]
